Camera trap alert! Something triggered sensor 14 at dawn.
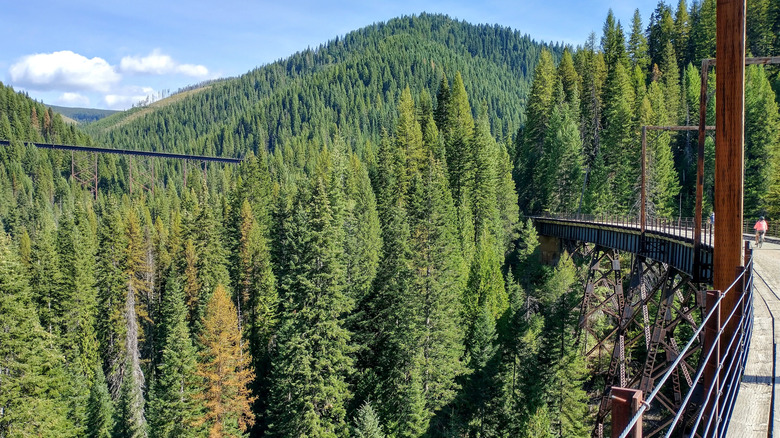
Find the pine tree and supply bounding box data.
[519,49,556,213]
[660,41,682,123]
[628,9,650,72]
[343,153,381,303]
[442,72,475,206]
[536,254,589,438]
[353,402,387,438]
[96,204,129,399]
[673,0,691,70]
[148,276,202,438]
[688,0,716,62]
[57,208,100,378]
[29,209,62,337]
[407,155,467,432]
[196,284,255,437]
[539,101,584,214]
[462,302,501,437]
[524,405,554,438]
[576,33,607,166]
[470,108,500,243]
[86,366,114,438]
[0,232,74,437]
[557,50,582,119]
[745,65,780,216]
[645,81,681,218]
[465,231,508,325]
[267,178,353,437]
[600,62,637,212]
[647,2,675,70]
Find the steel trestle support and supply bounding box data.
[570,243,705,437]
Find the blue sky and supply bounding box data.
[2,0,660,110]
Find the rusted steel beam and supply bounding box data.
[644,125,715,131]
[611,388,643,438]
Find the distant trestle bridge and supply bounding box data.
[1,139,243,197]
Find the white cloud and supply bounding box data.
[104,86,157,109]
[9,51,120,92]
[58,92,90,107]
[119,50,209,77]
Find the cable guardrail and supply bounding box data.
[618,252,754,438]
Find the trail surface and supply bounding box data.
[728,241,780,437]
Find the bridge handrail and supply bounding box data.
[534,213,715,247]
[618,252,754,438]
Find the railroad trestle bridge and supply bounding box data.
[532,215,752,438]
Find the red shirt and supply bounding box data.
[754,220,768,231]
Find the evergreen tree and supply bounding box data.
[86,366,114,438]
[442,72,475,206]
[524,405,554,438]
[600,62,637,212]
[628,9,650,72]
[462,302,501,437]
[518,49,556,213]
[353,402,387,438]
[645,81,681,218]
[747,0,774,56]
[745,65,780,216]
[539,101,584,213]
[660,41,682,123]
[96,204,129,399]
[407,155,467,433]
[267,177,354,437]
[647,2,675,69]
[148,276,202,438]
[688,0,716,62]
[57,208,100,379]
[29,209,62,337]
[465,231,508,325]
[0,233,73,437]
[470,109,500,243]
[673,0,691,70]
[536,254,588,438]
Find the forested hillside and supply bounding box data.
[1,4,779,438]
[86,14,561,157]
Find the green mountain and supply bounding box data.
[47,105,120,124]
[86,13,562,157]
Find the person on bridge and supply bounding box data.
[754,216,768,245]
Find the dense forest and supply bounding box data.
[0,4,779,438]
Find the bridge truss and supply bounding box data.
[571,243,703,437]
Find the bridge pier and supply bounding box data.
[538,235,561,265]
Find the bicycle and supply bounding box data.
[756,231,765,248]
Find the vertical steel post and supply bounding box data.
[611,387,643,438]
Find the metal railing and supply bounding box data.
[534,213,716,247]
[617,251,754,438]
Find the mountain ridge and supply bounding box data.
[86,13,563,157]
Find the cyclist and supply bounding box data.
[754,216,768,247]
